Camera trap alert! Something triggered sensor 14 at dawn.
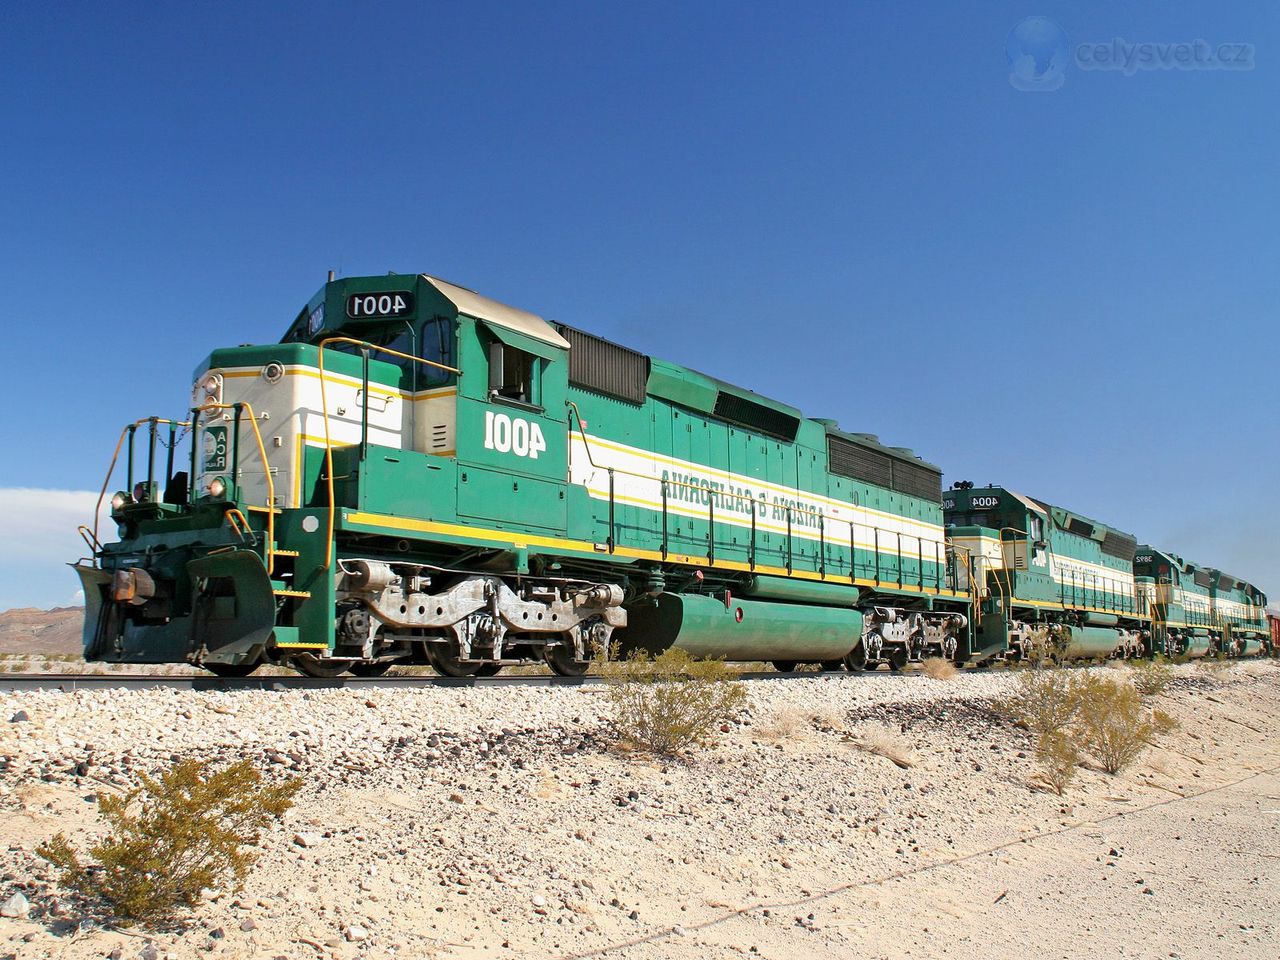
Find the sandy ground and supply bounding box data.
[1,661,1277,960]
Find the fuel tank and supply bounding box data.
[1055,624,1125,659]
[620,592,862,662]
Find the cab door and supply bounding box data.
[454,317,569,534]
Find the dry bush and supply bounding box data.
[1074,675,1178,774]
[599,646,747,756]
[755,705,807,740]
[808,703,847,732]
[1129,658,1174,698]
[998,667,1181,786]
[1033,731,1080,795]
[920,658,957,681]
[39,758,300,923]
[756,703,846,739]
[1197,657,1231,677]
[998,669,1083,740]
[850,724,915,769]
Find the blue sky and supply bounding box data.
[1,2,1276,610]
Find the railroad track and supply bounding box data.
[0,669,900,692]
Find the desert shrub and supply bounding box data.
[39,758,301,923]
[919,657,957,681]
[1074,675,1178,774]
[755,705,806,740]
[1197,656,1230,677]
[599,646,747,755]
[998,668,1180,784]
[1034,730,1080,795]
[998,669,1083,741]
[1130,657,1174,698]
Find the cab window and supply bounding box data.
[421,317,455,385]
[489,341,540,408]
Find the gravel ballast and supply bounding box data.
[1,662,1277,959]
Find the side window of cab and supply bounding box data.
[488,340,541,409]
[421,317,455,385]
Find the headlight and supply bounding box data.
[110,491,129,511]
[132,482,149,503]
[208,476,228,498]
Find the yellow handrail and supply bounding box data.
[566,400,954,589]
[194,402,276,574]
[225,508,253,542]
[318,336,460,569]
[91,417,191,545]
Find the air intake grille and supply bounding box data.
[555,324,649,404]
[1193,570,1212,588]
[712,392,799,440]
[892,461,943,502]
[827,436,941,502]
[1100,529,1137,563]
[828,436,891,487]
[1217,575,1237,591]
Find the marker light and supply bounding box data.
[208,476,228,498]
[110,491,129,511]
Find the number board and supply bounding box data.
[346,290,416,320]
[203,425,228,472]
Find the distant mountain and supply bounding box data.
[0,606,84,655]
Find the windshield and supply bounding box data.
[325,319,454,387]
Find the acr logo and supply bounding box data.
[483,411,547,459]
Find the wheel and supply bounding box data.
[819,660,845,673]
[349,660,394,677]
[842,646,868,672]
[476,663,504,677]
[887,647,910,672]
[426,643,482,678]
[544,644,590,677]
[772,660,799,673]
[204,662,259,678]
[292,654,350,678]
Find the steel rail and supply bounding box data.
[0,670,925,692]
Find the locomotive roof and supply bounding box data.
[422,275,571,351]
[958,485,1139,558]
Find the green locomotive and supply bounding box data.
[943,485,1149,663]
[1133,549,1269,658]
[74,272,1269,674]
[75,272,972,676]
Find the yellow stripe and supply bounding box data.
[342,509,968,599]
[1010,596,1148,617]
[221,366,457,402]
[580,433,941,532]
[602,487,939,557]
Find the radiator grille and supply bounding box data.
[555,324,649,404]
[827,436,941,502]
[828,436,891,487]
[891,460,943,502]
[1100,529,1137,563]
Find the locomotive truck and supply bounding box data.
[73,272,1268,675]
